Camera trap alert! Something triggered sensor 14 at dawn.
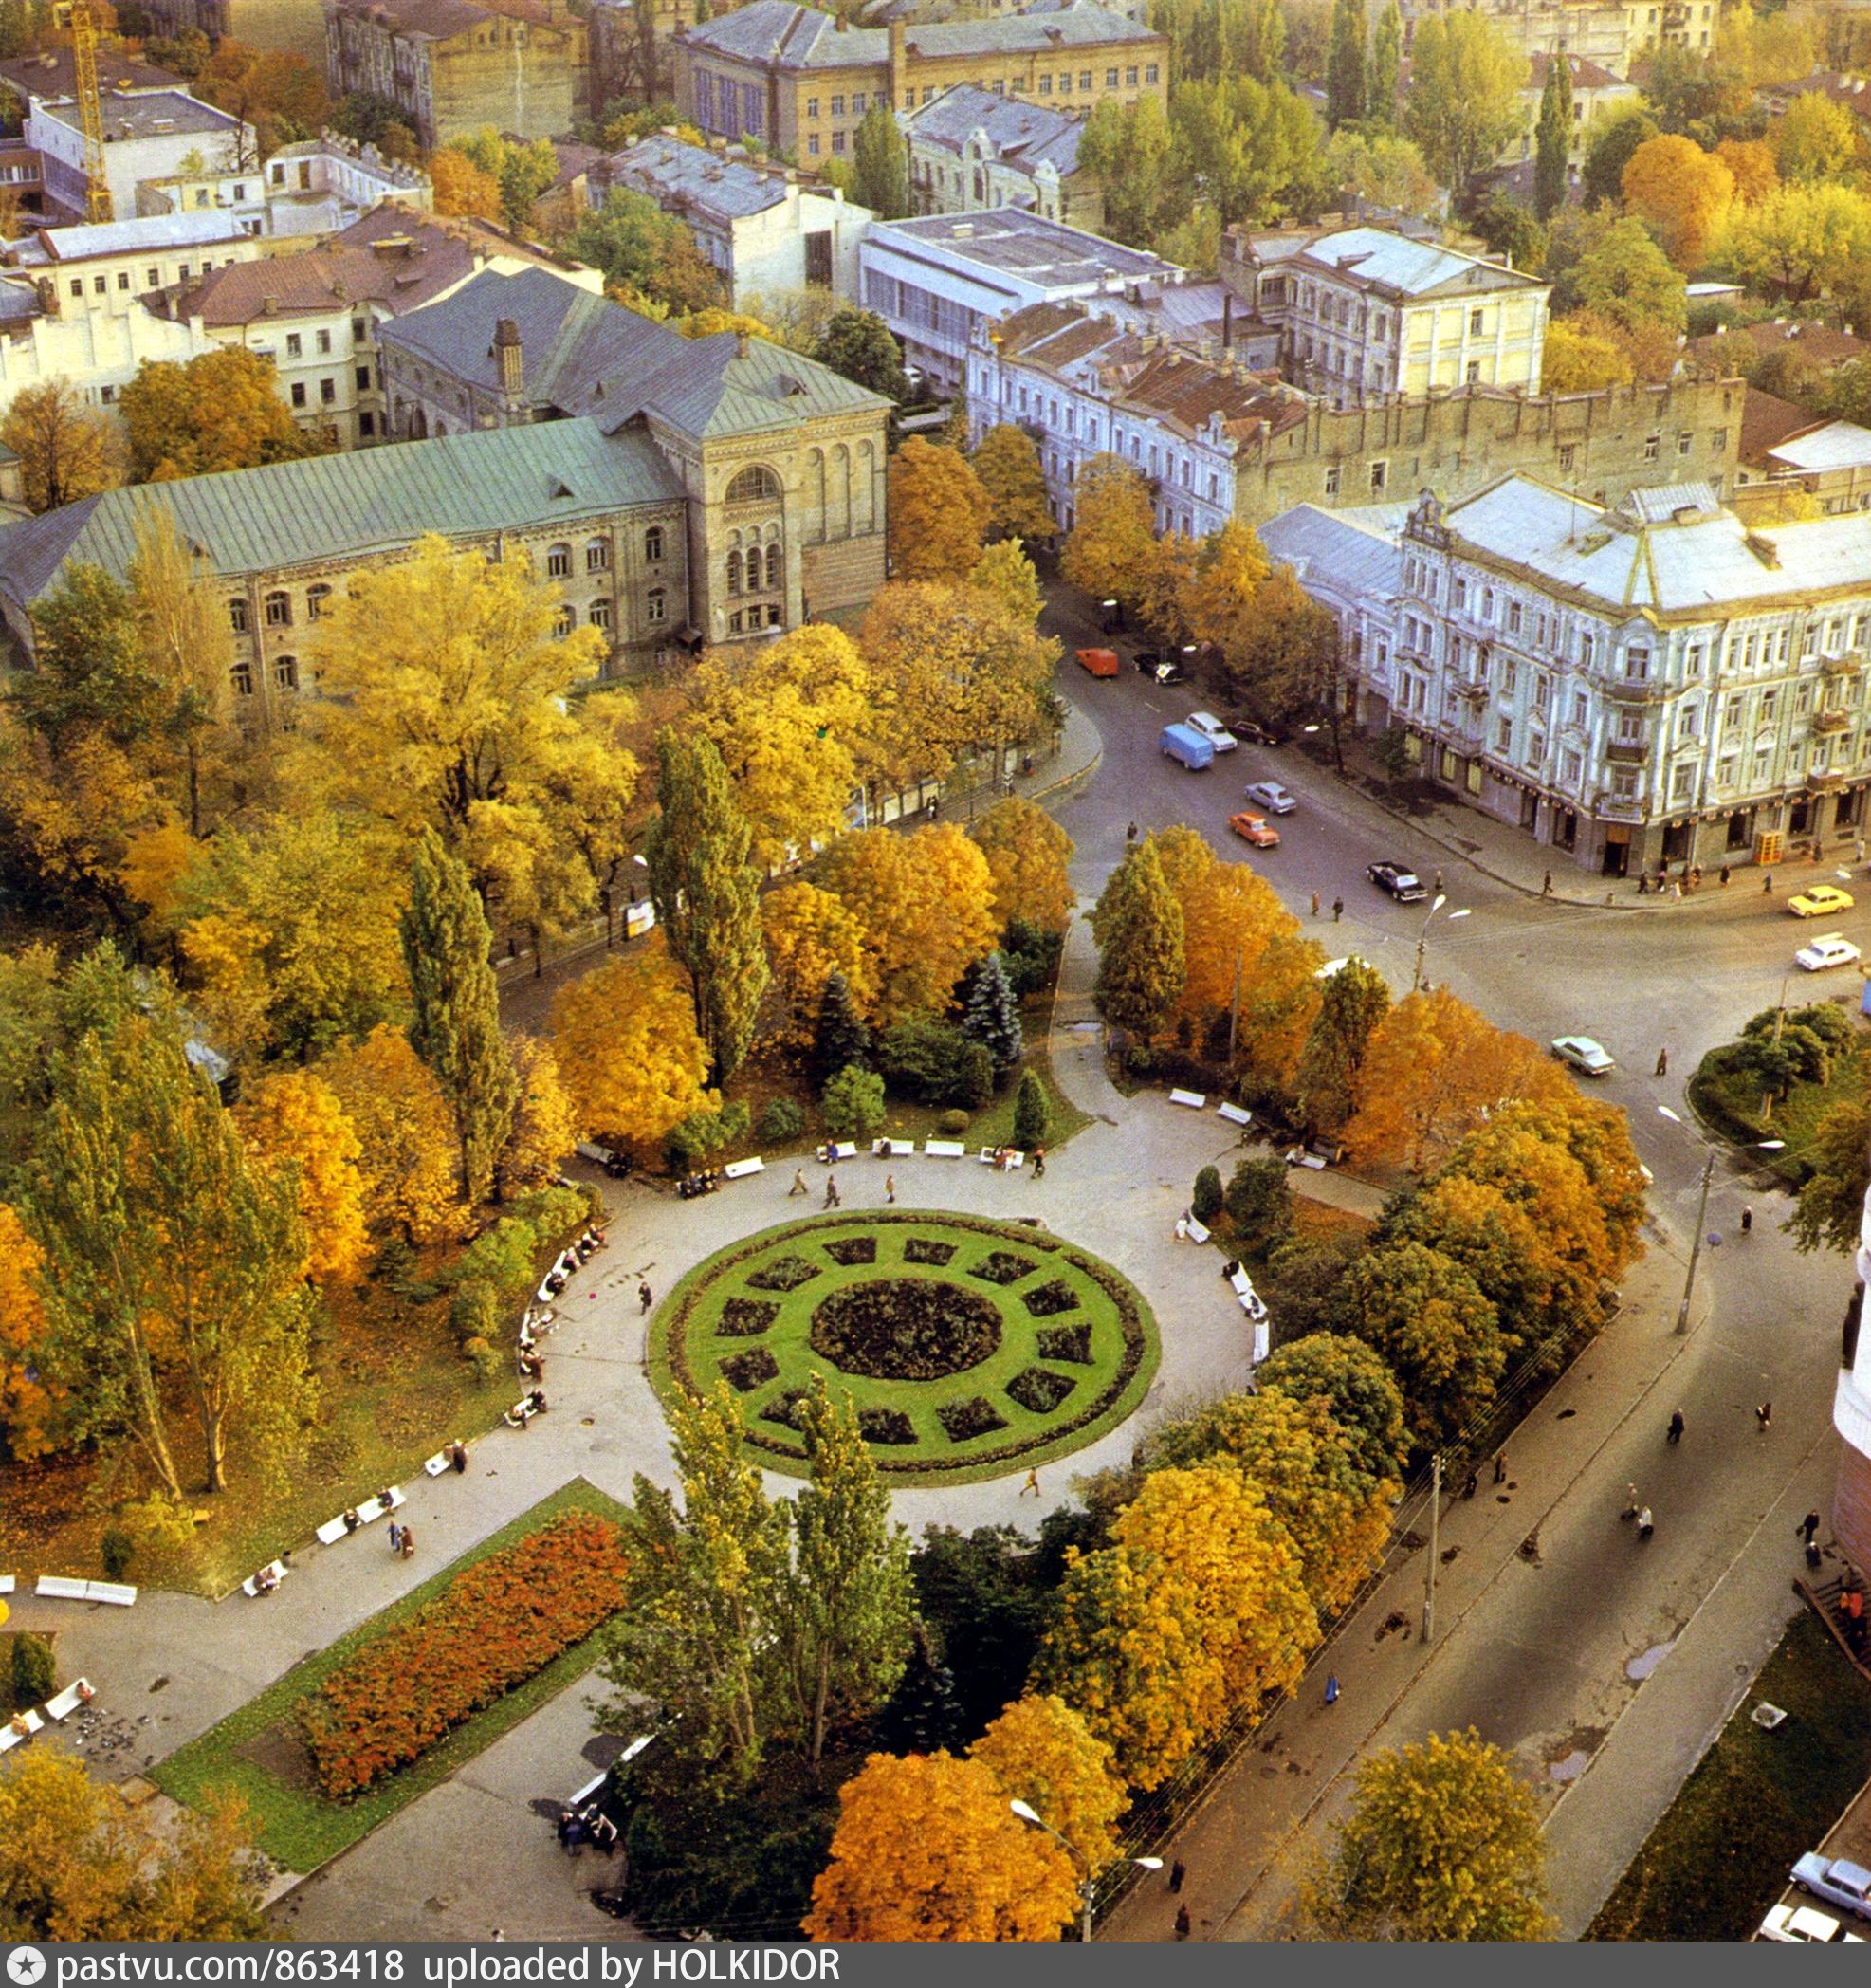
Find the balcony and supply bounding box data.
[1605,675,1662,703]
[1813,709,1850,735]
[1453,678,1490,705]
[1820,650,1863,677]
[1606,739,1648,764]
[1809,769,1848,790]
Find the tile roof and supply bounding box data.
[680,0,1151,67]
[1527,51,1628,91]
[152,217,474,327]
[0,418,681,615]
[902,84,1085,176]
[1740,385,1822,464]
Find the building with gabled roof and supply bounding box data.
[903,83,1100,231]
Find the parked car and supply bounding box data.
[576,1141,632,1178]
[1795,932,1862,972]
[1151,657,1186,685]
[1185,711,1238,752]
[1244,780,1295,814]
[1228,810,1281,848]
[1161,722,1216,770]
[1792,1855,1871,1920]
[1551,1035,1616,1077]
[1075,646,1120,678]
[1760,1903,1863,1942]
[1131,650,1161,674]
[1367,860,1427,902]
[1230,715,1288,747]
[1788,883,1856,919]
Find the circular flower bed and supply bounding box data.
[652,1212,1160,1484]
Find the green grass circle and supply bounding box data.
[651,1211,1161,1485]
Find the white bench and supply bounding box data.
[1184,1215,1212,1245]
[1216,1101,1253,1127]
[91,1580,137,1607]
[0,1708,45,1753]
[423,1450,451,1477]
[1168,1088,1207,1109]
[36,1575,88,1602]
[34,1575,130,1605]
[0,1575,13,1594]
[1251,1319,1271,1365]
[241,1561,288,1599]
[978,1148,1025,1169]
[1230,1269,1268,1321]
[872,1138,916,1157]
[923,1140,966,1158]
[42,1680,93,1721]
[505,1395,543,1428]
[821,1142,856,1162]
[723,1157,764,1180]
[315,1487,405,1546]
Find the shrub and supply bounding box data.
[1013,1069,1051,1152]
[1036,1322,1093,1364]
[117,1488,196,1557]
[299,1511,629,1798]
[879,1014,995,1108]
[99,1527,134,1581]
[757,1097,806,1143]
[718,1298,780,1335]
[937,1396,1007,1442]
[970,1250,1036,1285]
[666,1100,752,1169]
[747,1254,820,1292]
[1191,1164,1223,1224]
[462,1335,504,1382]
[510,1184,589,1240]
[1226,1157,1293,1242]
[721,1347,780,1391]
[937,1108,972,1136]
[455,1219,541,1302]
[821,1064,887,1140]
[1001,916,1064,998]
[11,1632,55,1707]
[450,1279,500,1350]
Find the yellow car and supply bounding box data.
[1788,883,1856,918]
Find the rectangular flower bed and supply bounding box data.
[298,1510,629,1799]
[969,1251,1036,1286]
[903,1238,957,1265]
[823,1236,877,1265]
[721,1347,781,1391]
[1022,1279,1079,1318]
[937,1396,1008,1442]
[717,1298,780,1337]
[1005,1367,1076,1414]
[746,1255,820,1292]
[1036,1322,1094,1365]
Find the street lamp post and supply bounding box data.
[1657,1105,1715,1336]
[1411,895,1471,994]
[1009,1799,1163,1942]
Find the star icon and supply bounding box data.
[7,1949,47,1987]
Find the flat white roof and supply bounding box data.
[1765,419,1871,475]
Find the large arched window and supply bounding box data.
[307,583,332,621]
[764,543,782,591]
[546,543,572,579]
[644,525,665,562]
[585,536,610,573]
[264,590,292,628]
[554,604,575,637]
[726,465,780,504]
[725,548,743,596]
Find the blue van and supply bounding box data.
[1161,722,1217,771]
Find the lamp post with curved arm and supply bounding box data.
[1009,1798,1164,1942]
[1411,893,1471,994]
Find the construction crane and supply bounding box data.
[54,2,113,225]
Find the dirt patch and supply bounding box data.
[238,1718,321,1798]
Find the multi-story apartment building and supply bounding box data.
[322,0,589,152]
[128,0,330,63]
[376,264,891,642]
[0,283,216,421]
[967,298,1300,537]
[903,84,1102,232]
[27,86,255,222]
[859,207,1184,394]
[1224,224,1550,408]
[1399,0,1717,70]
[1273,473,1871,876]
[136,133,434,241]
[675,0,1166,165]
[591,137,872,305]
[0,210,265,322]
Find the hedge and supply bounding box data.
[298,1511,628,1797]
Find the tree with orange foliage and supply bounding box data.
[969,796,1075,934]
[0,1202,62,1461]
[1715,137,1778,207]
[548,944,715,1155]
[428,147,504,222]
[969,1694,1128,1869]
[237,1067,371,1288]
[497,1035,579,1196]
[887,438,993,583]
[805,1751,1079,1942]
[1340,985,1571,1173]
[761,880,879,1046]
[319,1024,468,1245]
[1622,134,1733,269]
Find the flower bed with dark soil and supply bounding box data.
[652,1214,1160,1486]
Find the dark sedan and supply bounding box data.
[1367,861,1428,903]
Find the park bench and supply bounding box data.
[0,1575,13,1594]
[536,1250,578,1304]
[315,1486,405,1547]
[1168,1088,1207,1109]
[37,1575,137,1606]
[923,1140,966,1158]
[241,1561,289,1599]
[42,1679,92,1721]
[819,1142,856,1162]
[1,1708,45,1753]
[1250,1318,1270,1365]
[1183,1215,1212,1245]
[978,1148,1025,1169]
[872,1138,916,1157]
[723,1157,764,1180]
[1216,1102,1253,1127]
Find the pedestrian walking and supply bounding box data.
[1666,1410,1684,1444]
[1461,1468,1479,1499]
[1174,1905,1192,1942]
[1637,871,1650,895]
[1020,1467,1040,1498]
[400,1522,414,1558]
[1655,1047,1668,1077]
[1324,1674,1341,1706]
[1168,1862,1186,1895]
[1741,1205,1753,1234]
[1622,1482,1640,1521]
[1764,871,1774,894]
[824,1173,840,1208]
[1756,1400,1772,1433]
[638,1280,652,1314]
[885,1173,896,1205]
[1127,820,1139,843]
[388,1519,402,1553]
[1542,870,1553,896]
[1434,869,1443,894]
[790,1169,809,1197]
[1331,895,1344,922]
[1310,891,1320,918]
[1637,1506,1654,1540]
[1719,864,1731,887]
[1032,1146,1046,1177]
[1494,1450,1508,1484]
[450,1440,468,1473]
[1802,1510,1822,1544]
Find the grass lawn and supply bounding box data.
[1588,1610,1871,1942]
[1688,1029,1867,1188]
[652,1212,1159,1487]
[152,1479,631,1876]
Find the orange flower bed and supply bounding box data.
[299,1511,629,1798]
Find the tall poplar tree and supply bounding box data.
[1327,0,1368,130]
[1533,53,1573,220]
[853,100,909,218]
[1091,841,1186,1040]
[400,827,520,1206]
[644,728,770,1085]
[1369,0,1401,128]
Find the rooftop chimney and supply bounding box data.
[494,316,523,396]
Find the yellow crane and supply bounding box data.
[54,2,113,225]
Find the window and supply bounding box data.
[1080,69,1092,87]
[1368,460,1387,494]
[317,329,332,355]
[832,132,846,154]
[727,465,781,503]
[807,134,819,156]
[1469,307,1484,334]
[1580,632,1594,667]
[359,411,376,437]
[1570,690,1587,726]
[648,588,667,624]
[307,585,331,621]
[581,537,610,574]
[290,381,307,408]
[768,603,783,628]
[1507,601,1522,635]
[1465,360,1480,383]
[1039,72,1052,91]
[286,333,303,358]
[1502,659,1517,694]
[1558,443,1576,474]
[231,660,254,697]
[91,274,105,295]
[546,543,572,579]
[320,377,336,405]
[68,279,81,299]
[807,96,819,118]
[765,543,782,590]
[146,267,159,286]
[1677,430,1693,456]
[831,94,845,115]
[590,599,613,630]
[264,591,292,628]
[1126,65,1138,84]
[178,264,191,280]
[1323,465,1340,497]
[1561,747,1583,786]
[554,605,576,637]
[726,548,743,595]
[1762,688,1780,722]
[1145,62,1159,82]
[352,319,366,345]
[1643,433,1660,461]
[356,365,371,391]
[116,269,129,291]
[852,92,866,113]
[273,654,298,691]
[229,598,248,635]
[1712,427,1728,451]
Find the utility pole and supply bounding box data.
[1676,1150,1715,1336]
[1226,940,1243,1064]
[1422,1453,1440,1644]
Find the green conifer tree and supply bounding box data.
[1533,54,1573,221]
[811,969,872,1092]
[1327,0,1369,130]
[1012,1068,1052,1152]
[961,952,1023,1075]
[1091,842,1186,1040]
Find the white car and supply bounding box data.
[1244,780,1295,814]
[1551,1035,1616,1077]
[1761,1903,1864,1942]
[1185,711,1238,752]
[1795,932,1862,972]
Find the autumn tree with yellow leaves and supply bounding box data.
[887,437,993,582]
[969,1693,1128,1869]
[0,1202,62,1463]
[0,378,123,515]
[548,944,715,1155]
[761,881,880,1047]
[805,1751,1080,1942]
[969,797,1075,934]
[320,1024,468,1245]
[1180,519,1272,661]
[497,1036,580,1197]
[236,1068,372,1288]
[970,423,1057,543]
[1622,133,1733,268]
[120,346,326,484]
[1060,455,1159,611]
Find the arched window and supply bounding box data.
[228,598,248,634]
[726,465,780,504]
[306,584,332,621]
[764,543,781,591]
[726,548,743,596]
[273,654,298,690]
[585,536,610,572]
[644,525,665,562]
[590,598,613,630]
[554,604,575,637]
[230,660,254,696]
[264,590,292,628]
[546,543,572,579]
